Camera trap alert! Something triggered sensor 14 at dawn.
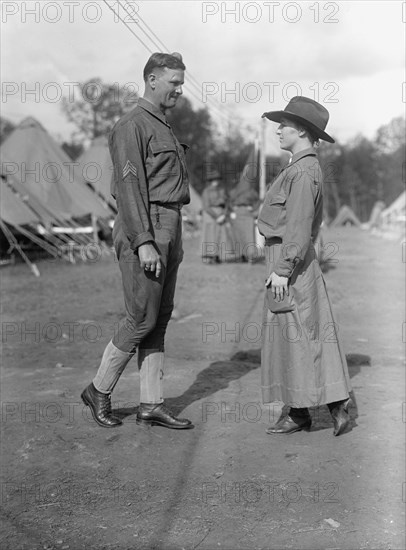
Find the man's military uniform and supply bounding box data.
[83,97,192,426]
[110,98,190,354]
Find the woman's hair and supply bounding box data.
[143,53,186,81]
[302,125,320,146]
[284,115,320,146]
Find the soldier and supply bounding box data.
[81,52,193,430]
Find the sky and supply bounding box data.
[1,0,405,154]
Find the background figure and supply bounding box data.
[230,187,260,263]
[201,170,237,263]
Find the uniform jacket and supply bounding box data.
[202,186,227,219]
[257,147,323,277]
[109,97,190,251]
[230,187,259,208]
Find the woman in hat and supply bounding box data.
[257,96,352,436]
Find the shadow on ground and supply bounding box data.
[114,349,261,420]
[114,349,369,435]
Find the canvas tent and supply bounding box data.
[379,191,405,226]
[330,205,361,227]
[1,163,61,226]
[1,117,110,221]
[365,200,386,229]
[0,173,63,275]
[0,174,42,227]
[0,155,109,273]
[76,136,117,211]
[372,190,406,241]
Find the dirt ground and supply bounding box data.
[1,226,405,550]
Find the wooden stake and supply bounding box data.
[0,220,40,277]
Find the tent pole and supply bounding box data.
[255,118,267,253]
[91,214,99,246]
[259,117,266,200]
[0,220,40,277]
[16,224,76,263]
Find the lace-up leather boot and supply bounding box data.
[81,383,122,428]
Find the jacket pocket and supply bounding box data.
[150,140,177,155]
[259,193,286,230]
[149,140,180,179]
[267,192,286,207]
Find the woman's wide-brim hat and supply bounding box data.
[262,96,335,143]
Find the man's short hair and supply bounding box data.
[143,52,186,81]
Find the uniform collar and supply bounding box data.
[138,97,169,125]
[274,147,317,179]
[289,147,317,165]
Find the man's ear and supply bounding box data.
[147,73,157,89]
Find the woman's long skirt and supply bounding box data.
[201,208,239,261]
[261,239,351,407]
[231,206,257,261]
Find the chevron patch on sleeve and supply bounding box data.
[123,160,138,180]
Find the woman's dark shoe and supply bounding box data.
[81,383,123,428]
[136,402,194,429]
[266,408,311,434]
[327,399,351,436]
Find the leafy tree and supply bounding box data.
[339,136,379,221]
[375,116,405,154]
[61,78,138,142]
[374,117,405,207]
[318,142,343,222]
[340,164,363,215]
[167,98,252,194]
[166,96,213,193]
[209,115,252,193]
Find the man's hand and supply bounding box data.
[265,272,289,302]
[138,243,162,278]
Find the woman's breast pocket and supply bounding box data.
[260,193,287,229]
